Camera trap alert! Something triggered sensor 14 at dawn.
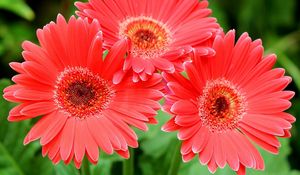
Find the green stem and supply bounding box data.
[81,157,91,175]
[167,142,182,175]
[123,148,134,175]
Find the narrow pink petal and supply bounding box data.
[74,120,86,164]
[22,61,56,85]
[199,132,214,165]
[40,112,68,145]
[161,117,180,132]
[109,103,149,121]
[24,111,58,145]
[239,123,280,147]
[236,164,246,175]
[181,138,193,155]
[207,157,218,174]
[51,151,61,165]
[87,31,103,69]
[87,117,114,154]
[175,114,200,126]
[182,151,195,162]
[20,101,56,116]
[239,54,277,86]
[13,89,53,101]
[9,62,25,73]
[248,99,291,114]
[191,126,209,153]
[132,57,146,73]
[152,58,175,73]
[102,38,128,79]
[242,114,289,136]
[115,89,163,101]
[167,82,196,99]
[214,133,226,168]
[84,121,99,162]
[116,149,130,159]
[240,126,279,154]
[12,74,52,90]
[105,110,138,148]
[98,115,125,150]
[178,124,201,140]
[121,116,149,131]
[222,134,239,171]
[64,149,74,165]
[113,70,127,84]
[230,131,254,168]
[171,100,198,115]
[60,117,76,160]
[46,133,62,160]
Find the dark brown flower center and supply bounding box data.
[198,79,246,133]
[54,67,114,119]
[119,16,172,59]
[66,82,95,106]
[213,96,229,116]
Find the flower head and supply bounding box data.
[162,30,295,175]
[3,15,163,168]
[76,0,220,82]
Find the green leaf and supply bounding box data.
[0,0,34,21]
[137,110,180,175]
[31,157,55,175]
[0,19,35,65]
[55,163,79,175]
[139,110,176,159]
[91,153,123,175]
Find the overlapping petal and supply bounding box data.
[3,15,163,168]
[76,0,220,82]
[162,30,295,175]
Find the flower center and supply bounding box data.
[54,67,114,119]
[213,96,229,115]
[119,16,172,59]
[198,78,246,133]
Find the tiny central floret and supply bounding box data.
[54,67,114,119]
[214,96,229,115]
[198,78,247,133]
[119,16,172,59]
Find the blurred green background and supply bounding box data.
[0,0,299,174]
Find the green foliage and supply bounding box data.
[0,21,34,65]
[0,0,34,21]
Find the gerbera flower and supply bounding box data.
[75,0,220,82]
[3,15,163,168]
[162,30,295,175]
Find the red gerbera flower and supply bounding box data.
[3,15,163,168]
[162,30,295,175]
[75,0,220,82]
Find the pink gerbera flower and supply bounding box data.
[162,30,295,174]
[75,0,220,82]
[3,15,163,168]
